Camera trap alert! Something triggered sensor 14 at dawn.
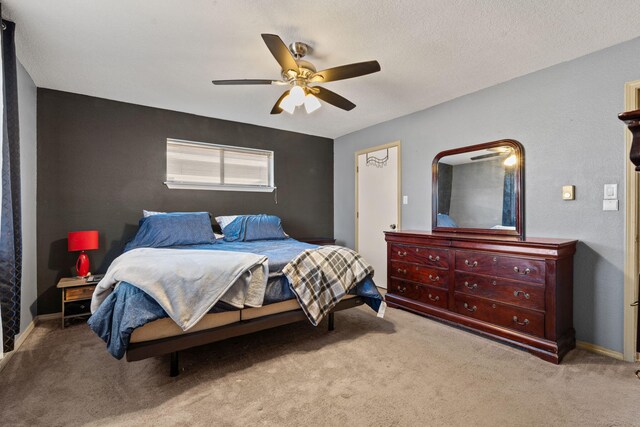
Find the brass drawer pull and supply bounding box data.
[512,316,529,326]
[464,260,478,268]
[463,303,477,312]
[428,293,440,302]
[513,266,531,275]
[397,268,407,274]
[429,274,440,282]
[397,251,407,257]
[428,255,440,262]
[464,281,478,290]
[397,286,407,294]
[513,290,530,299]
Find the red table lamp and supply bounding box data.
[68,231,99,277]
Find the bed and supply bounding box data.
[88,213,384,376]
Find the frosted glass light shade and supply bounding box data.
[504,154,517,166]
[289,86,306,106]
[279,94,296,114]
[304,94,321,114]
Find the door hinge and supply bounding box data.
[357,211,359,218]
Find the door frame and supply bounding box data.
[354,140,402,252]
[623,80,640,362]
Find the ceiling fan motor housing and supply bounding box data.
[289,41,311,58]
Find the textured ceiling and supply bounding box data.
[5,0,640,138]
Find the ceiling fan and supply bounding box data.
[470,147,516,166]
[212,34,381,115]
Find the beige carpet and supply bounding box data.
[0,306,638,426]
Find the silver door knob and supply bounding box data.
[631,301,639,307]
[390,224,397,230]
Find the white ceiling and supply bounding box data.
[6,0,640,139]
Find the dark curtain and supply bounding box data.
[502,167,515,227]
[0,19,22,354]
[437,163,453,215]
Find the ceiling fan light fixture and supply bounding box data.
[504,154,517,166]
[304,94,321,114]
[279,94,296,114]
[289,85,306,106]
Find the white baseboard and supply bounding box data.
[0,312,62,373]
[0,316,36,373]
[576,340,624,360]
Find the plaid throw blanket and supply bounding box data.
[282,245,374,326]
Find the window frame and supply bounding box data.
[164,138,275,192]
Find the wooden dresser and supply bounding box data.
[385,230,577,363]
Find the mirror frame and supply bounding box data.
[431,139,525,239]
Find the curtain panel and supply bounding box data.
[0,19,22,354]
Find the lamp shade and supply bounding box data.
[68,230,99,252]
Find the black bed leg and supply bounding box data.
[170,351,180,377]
[328,312,335,331]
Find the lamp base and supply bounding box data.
[76,251,91,277]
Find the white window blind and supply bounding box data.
[165,139,274,192]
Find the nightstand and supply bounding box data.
[56,277,98,328]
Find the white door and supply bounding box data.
[356,143,400,289]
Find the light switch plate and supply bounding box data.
[402,195,408,205]
[603,200,619,211]
[604,184,617,200]
[562,185,575,200]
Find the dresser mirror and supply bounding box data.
[432,139,524,238]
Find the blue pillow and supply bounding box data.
[125,212,216,251]
[223,214,288,242]
[437,213,458,228]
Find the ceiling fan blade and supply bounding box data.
[470,152,502,161]
[270,90,290,115]
[212,79,281,85]
[309,60,381,83]
[312,86,356,111]
[261,34,299,74]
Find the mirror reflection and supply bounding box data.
[436,145,517,230]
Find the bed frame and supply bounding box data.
[126,296,365,376]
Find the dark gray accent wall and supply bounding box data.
[37,89,333,315]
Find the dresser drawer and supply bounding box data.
[454,294,545,337]
[390,244,449,269]
[455,250,498,275]
[388,279,421,300]
[496,257,546,284]
[415,284,448,309]
[455,251,546,284]
[390,261,448,288]
[454,272,545,311]
[64,285,96,302]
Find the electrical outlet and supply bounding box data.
[603,200,619,211]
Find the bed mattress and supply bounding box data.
[130,295,357,343]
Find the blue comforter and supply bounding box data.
[88,239,383,359]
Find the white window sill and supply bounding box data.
[164,182,275,192]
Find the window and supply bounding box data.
[165,139,274,192]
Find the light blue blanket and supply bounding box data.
[91,248,268,331]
